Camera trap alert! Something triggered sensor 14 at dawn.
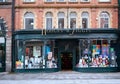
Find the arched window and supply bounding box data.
[70,12,77,29]
[58,12,65,29]
[81,12,89,28]
[24,12,34,29]
[100,12,109,28]
[46,12,53,29]
[0,18,5,31]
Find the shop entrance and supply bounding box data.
[0,44,5,71]
[61,52,73,70]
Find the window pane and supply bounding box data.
[16,40,24,69]
[82,18,88,28]
[25,18,34,29]
[46,41,58,68]
[100,12,109,28]
[70,0,76,2]
[70,18,76,29]
[58,0,64,2]
[25,42,43,69]
[58,18,64,28]
[46,18,52,29]
[46,0,52,2]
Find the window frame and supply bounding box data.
[24,12,35,29]
[45,12,53,29]
[58,12,65,29]
[69,12,77,29]
[99,12,110,28]
[81,12,89,28]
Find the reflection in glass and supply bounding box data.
[76,39,117,68]
[16,40,58,69]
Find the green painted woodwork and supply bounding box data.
[12,29,120,72]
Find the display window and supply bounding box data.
[15,40,58,69]
[0,45,4,68]
[76,39,117,68]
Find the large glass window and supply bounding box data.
[76,39,117,68]
[15,40,58,69]
[24,12,34,29]
[82,12,89,28]
[58,12,65,29]
[100,12,109,28]
[0,44,4,68]
[70,12,77,29]
[46,12,53,29]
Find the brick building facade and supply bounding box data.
[12,0,120,72]
[0,0,12,72]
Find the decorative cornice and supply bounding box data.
[15,4,118,9]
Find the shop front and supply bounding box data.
[12,29,120,72]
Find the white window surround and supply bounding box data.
[98,0,111,2]
[23,0,35,2]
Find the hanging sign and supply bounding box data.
[0,37,5,43]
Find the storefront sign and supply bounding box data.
[42,29,91,35]
[0,37,5,43]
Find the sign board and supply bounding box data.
[0,37,5,43]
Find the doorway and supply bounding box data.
[61,52,73,70]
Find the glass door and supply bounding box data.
[0,44,5,71]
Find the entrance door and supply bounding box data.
[61,52,72,70]
[0,44,5,71]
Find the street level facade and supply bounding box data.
[12,0,120,72]
[0,0,12,72]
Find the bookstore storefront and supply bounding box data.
[13,29,120,72]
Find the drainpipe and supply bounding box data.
[11,0,15,72]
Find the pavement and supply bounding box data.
[0,71,120,84]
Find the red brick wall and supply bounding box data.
[15,0,118,30]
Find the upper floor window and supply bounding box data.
[58,0,64,2]
[100,12,110,28]
[46,12,53,29]
[24,12,34,29]
[45,0,53,2]
[69,0,77,2]
[70,12,77,29]
[24,0,35,2]
[58,12,65,29]
[0,0,6,2]
[81,12,89,28]
[81,0,90,2]
[99,0,111,2]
